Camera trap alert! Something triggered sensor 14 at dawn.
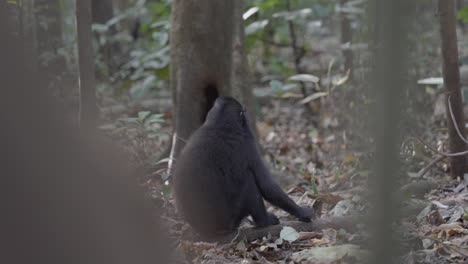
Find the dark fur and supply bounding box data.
[173,96,314,237]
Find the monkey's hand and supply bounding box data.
[296,207,315,222]
[267,213,280,225]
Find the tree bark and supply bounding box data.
[76,0,98,128]
[91,0,114,24]
[170,0,252,157]
[438,0,466,178]
[369,0,413,261]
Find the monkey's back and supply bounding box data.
[173,127,249,236]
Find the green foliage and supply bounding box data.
[101,111,166,140]
[458,7,468,22]
[245,0,335,80]
[93,0,172,101]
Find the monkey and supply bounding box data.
[173,96,314,238]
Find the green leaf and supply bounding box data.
[288,74,320,83]
[243,7,259,20]
[126,117,139,124]
[309,129,319,140]
[138,111,151,121]
[245,20,269,35]
[417,77,443,85]
[298,92,328,105]
[275,92,303,98]
[130,75,156,99]
[91,23,109,33]
[145,114,165,125]
[152,32,169,46]
[310,174,318,195]
[273,8,312,21]
[269,80,283,91]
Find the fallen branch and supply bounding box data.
[399,180,438,199]
[220,216,360,243]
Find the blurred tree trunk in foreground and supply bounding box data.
[0,2,170,262]
[369,0,414,262]
[76,0,98,128]
[170,0,252,158]
[438,0,467,178]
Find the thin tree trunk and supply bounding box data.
[340,0,353,80]
[438,0,466,178]
[76,0,98,128]
[286,0,307,98]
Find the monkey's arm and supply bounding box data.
[251,156,314,222]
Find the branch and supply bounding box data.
[409,96,465,176]
[416,155,446,178]
[220,216,360,243]
[414,136,468,157]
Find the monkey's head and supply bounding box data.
[205,96,248,132]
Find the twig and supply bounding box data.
[416,155,446,178]
[423,235,468,258]
[296,192,308,205]
[229,229,241,244]
[261,38,290,48]
[414,136,468,157]
[410,96,467,176]
[448,95,468,143]
[167,133,177,175]
[219,216,360,243]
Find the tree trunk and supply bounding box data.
[340,0,353,80]
[438,0,467,178]
[369,0,413,261]
[170,0,252,157]
[92,0,114,24]
[76,0,98,128]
